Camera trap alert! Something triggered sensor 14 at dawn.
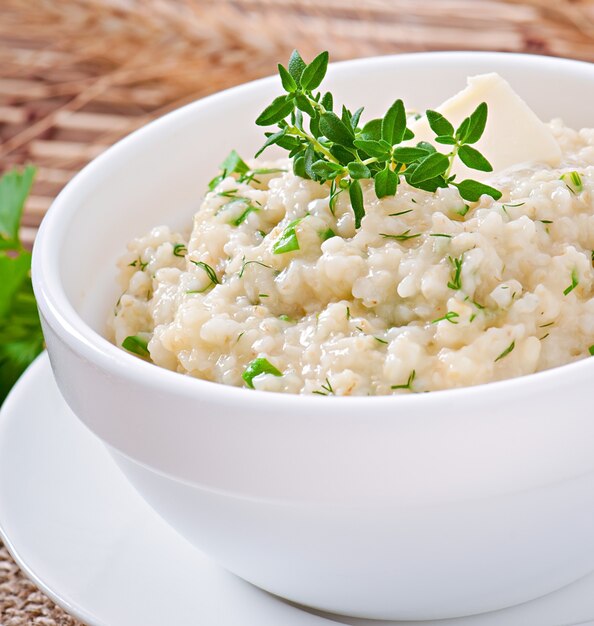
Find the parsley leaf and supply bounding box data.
[242,357,283,389]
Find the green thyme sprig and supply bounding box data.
[253,50,501,228]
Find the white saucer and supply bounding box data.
[1,355,594,626]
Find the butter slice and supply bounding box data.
[408,73,562,180]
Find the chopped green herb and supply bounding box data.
[469,313,477,322]
[563,269,579,296]
[122,335,150,359]
[313,377,334,396]
[259,293,269,298]
[540,333,549,340]
[455,204,470,217]
[231,203,260,226]
[239,167,287,185]
[561,171,583,194]
[430,233,452,238]
[346,306,351,320]
[539,321,555,328]
[216,190,262,225]
[320,227,336,242]
[391,370,416,391]
[242,357,283,389]
[208,150,250,190]
[328,179,344,216]
[173,243,187,257]
[374,336,388,344]
[380,230,422,242]
[128,258,148,270]
[388,209,413,217]
[278,314,292,322]
[495,341,515,362]
[432,311,460,324]
[238,257,273,278]
[538,219,553,225]
[190,260,220,291]
[589,345,594,356]
[447,255,464,291]
[273,218,302,254]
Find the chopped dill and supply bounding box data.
[313,377,334,396]
[495,341,515,362]
[447,254,463,291]
[380,230,422,241]
[563,269,579,296]
[432,311,460,324]
[391,370,416,391]
[388,209,413,217]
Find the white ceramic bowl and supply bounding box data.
[32,52,594,621]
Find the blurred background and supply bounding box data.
[2,0,594,248]
[1,0,594,623]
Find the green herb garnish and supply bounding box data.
[320,227,336,241]
[217,191,262,226]
[253,49,501,229]
[561,171,583,194]
[589,345,594,356]
[173,243,187,257]
[240,167,287,185]
[242,357,282,389]
[495,341,515,362]
[313,377,334,396]
[432,311,460,324]
[190,260,220,291]
[563,269,579,296]
[0,166,45,406]
[389,209,414,217]
[380,230,421,242]
[238,257,274,278]
[447,254,464,291]
[122,334,151,359]
[374,336,388,344]
[128,258,148,270]
[273,218,302,254]
[208,150,250,190]
[391,370,416,391]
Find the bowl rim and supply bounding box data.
[32,50,594,406]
